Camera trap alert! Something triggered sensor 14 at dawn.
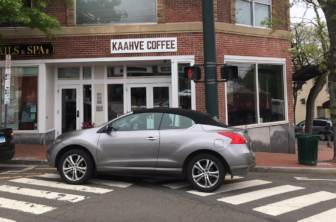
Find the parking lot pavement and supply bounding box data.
[0,168,335,222]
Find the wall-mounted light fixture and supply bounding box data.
[300,98,305,105]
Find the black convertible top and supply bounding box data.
[133,108,227,127]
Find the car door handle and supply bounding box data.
[146,137,157,141]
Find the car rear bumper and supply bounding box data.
[230,152,256,176]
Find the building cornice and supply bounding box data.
[1,22,290,40]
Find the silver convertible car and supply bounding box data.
[47,108,255,192]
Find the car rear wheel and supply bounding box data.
[319,133,326,141]
[187,154,225,192]
[58,149,93,185]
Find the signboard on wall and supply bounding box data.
[111,38,177,54]
[0,43,54,56]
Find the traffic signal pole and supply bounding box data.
[202,0,219,117]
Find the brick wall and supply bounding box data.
[272,0,290,31]
[45,0,67,26]
[217,0,231,23]
[166,0,203,23]
[3,33,293,124]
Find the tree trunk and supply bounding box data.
[319,0,336,161]
[305,73,327,133]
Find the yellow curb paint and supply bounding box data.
[22,173,42,175]
[0,177,12,179]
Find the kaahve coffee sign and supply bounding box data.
[0,43,54,56]
[111,38,177,54]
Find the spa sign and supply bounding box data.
[0,43,54,56]
[111,38,177,54]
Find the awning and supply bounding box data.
[322,100,330,109]
[292,65,322,81]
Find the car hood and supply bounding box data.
[56,128,98,141]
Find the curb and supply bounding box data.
[0,159,48,166]
[251,166,336,175]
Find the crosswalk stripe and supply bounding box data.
[10,178,112,194]
[298,208,336,222]
[0,197,56,215]
[38,174,133,188]
[162,176,244,190]
[0,217,15,222]
[187,180,272,197]
[90,179,133,188]
[253,191,336,216]
[0,185,87,203]
[217,185,304,205]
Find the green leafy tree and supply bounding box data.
[0,0,73,45]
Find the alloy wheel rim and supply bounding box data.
[192,159,219,189]
[62,154,87,181]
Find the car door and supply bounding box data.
[97,113,163,174]
[313,120,322,134]
[156,113,199,176]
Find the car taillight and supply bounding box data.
[10,131,13,138]
[218,132,248,144]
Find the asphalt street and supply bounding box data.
[0,165,336,222]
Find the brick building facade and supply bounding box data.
[0,0,295,153]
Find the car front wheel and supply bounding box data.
[187,154,225,192]
[58,149,93,184]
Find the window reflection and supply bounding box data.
[108,84,124,121]
[178,64,192,109]
[83,85,92,123]
[127,65,172,77]
[227,64,257,126]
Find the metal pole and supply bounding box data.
[4,104,7,128]
[202,0,219,117]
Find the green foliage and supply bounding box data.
[0,0,72,45]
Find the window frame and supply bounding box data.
[74,0,158,27]
[235,0,272,28]
[224,55,287,127]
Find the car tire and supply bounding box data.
[187,154,225,192]
[58,149,93,185]
[319,133,326,141]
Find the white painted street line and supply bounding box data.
[0,185,87,203]
[143,177,179,183]
[295,177,336,182]
[0,197,56,215]
[187,180,272,197]
[254,191,336,216]
[163,181,190,189]
[38,174,60,179]
[38,174,133,188]
[0,217,15,222]
[225,175,244,180]
[298,207,336,222]
[10,178,113,194]
[162,176,245,189]
[217,185,304,205]
[90,179,133,188]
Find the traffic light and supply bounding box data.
[184,66,201,81]
[221,65,238,81]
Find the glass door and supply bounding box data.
[127,83,171,112]
[57,85,80,135]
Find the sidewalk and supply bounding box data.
[2,144,336,174]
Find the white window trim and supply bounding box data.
[224,55,288,127]
[235,0,272,28]
[74,0,158,26]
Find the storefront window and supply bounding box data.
[178,63,192,109]
[108,84,124,121]
[127,65,172,77]
[58,68,80,79]
[258,65,285,123]
[83,67,92,79]
[76,0,156,26]
[227,63,285,126]
[1,67,38,130]
[107,67,123,78]
[227,64,257,126]
[83,85,92,123]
